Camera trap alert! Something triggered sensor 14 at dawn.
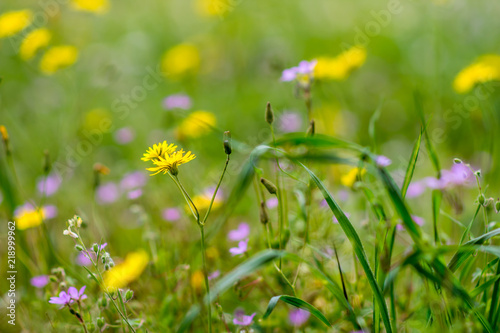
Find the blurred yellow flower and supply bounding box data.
[0,125,9,141]
[40,45,79,74]
[453,55,500,93]
[195,0,233,17]
[146,149,196,176]
[314,46,367,80]
[82,108,112,132]
[190,269,205,292]
[341,167,366,188]
[176,110,216,139]
[19,28,51,60]
[15,206,50,230]
[161,43,200,79]
[0,10,33,38]
[189,192,222,212]
[103,250,149,291]
[71,0,109,13]
[141,141,178,162]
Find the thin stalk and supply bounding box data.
[200,226,212,333]
[202,155,230,225]
[169,174,199,221]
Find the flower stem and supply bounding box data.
[202,155,230,225]
[199,225,212,333]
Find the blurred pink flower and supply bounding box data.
[279,111,302,132]
[96,182,119,204]
[208,270,220,280]
[163,94,192,110]
[30,275,49,288]
[37,174,62,196]
[228,223,250,241]
[376,155,392,167]
[120,171,147,190]
[233,309,256,326]
[289,308,310,327]
[229,239,248,256]
[281,60,317,81]
[114,127,135,144]
[266,197,279,209]
[162,207,181,222]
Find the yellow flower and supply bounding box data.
[19,28,51,60]
[71,0,109,13]
[176,111,216,139]
[0,125,9,141]
[190,269,205,292]
[341,167,366,188]
[195,0,233,17]
[82,108,112,132]
[161,43,200,79]
[453,55,500,93]
[15,206,50,230]
[314,46,367,80]
[141,141,178,162]
[0,10,33,39]
[189,191,222,212]
[40,45,79,74]
[146,149,196,176]
[103,250,149,291]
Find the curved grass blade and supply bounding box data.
[262,295,331,327]
[401,128,423,198]
[448,229,500,272]
[177,250,284,332]
[299,163,393,333]
[273,133,363,151]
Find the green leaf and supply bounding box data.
[401,128,423,198]
[262,295,331,327]
[299,163,393,333]
[448,229,500,272]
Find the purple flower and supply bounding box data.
[120,171,147,190]
[208,270,220,280]
[127,189,143,200]
[280,60,317,82]
[76,252,92,266]
[397,215,424,231]
[229,239,248,256]
[376,155,392,167]
[406,181,426,198]
[68,286,87,302]
[228,223,250,241]
[163,94,192,110]
[162,208,181,222]
[279,111,302,133]
[204,186,224,201]
[37,174,62,196]
[233,309,256,326]
[289,308,310,327]
[43,205,58,219]
[49,291,73,307]
[266,197,279,209]
[30,275,49,288]
[96,182,119,204]
[114,127,135,145]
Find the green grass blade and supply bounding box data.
[299,163,393,333]
[432,190,442,244]
[401,128,423,198]
[414,91,441,175]
[262,295,331,327]
[448,229,500,272]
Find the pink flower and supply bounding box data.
[289,308,310,327]
[127,189,143,200]
[208,270,220,280]
[266,197,279,209]
[228,223,250,241]
[96,182,119,204]
[68,286,87,302]
[229,239,248,256]
[49,291,73,307]
[114,127,135,144]
[162,208,181,222]
[120,171,147,190]
[279,111,302,133]
[233,309,256,326]
[281,60,317,82]
[163,94,192,110]
[30,275,49,288]
[37,174,62,196]
[375,155,392,167]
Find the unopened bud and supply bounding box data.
[75,245,83,251]
[475,170,482,178]
[453,158,462,164]
[49,275,58,283]
[104,264,110,271]
[223,131,232,155]
[92,243,99,252]
[478,194,485,206]
[495,199,500,213]
[125,290,134,302]
[259,201,269,224]
[306,119,315,136]
[100,297,108,307]
[59,282,67,289]
[265,102,274,125]
[43,150,51,174]
[260,178,277,195]
[0,125,11,155]
[96,317,105,328]
[93,163,110,175]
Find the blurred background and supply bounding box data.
[1,0,500,331]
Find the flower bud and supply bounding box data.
[92,243,99,252]
[0,125,10,155]
[96,317,105,328]
[265,102,274,125]
[223,131,232,155]
[260,178,277,195]
[104,264,110,271]
[125,289,134,302]
[495,199,500,213]
[453,158,462,164]
[478,194,485,206]
[475,170,482,178]
[49,275,58,283]
[75,245,83,251]
[259,201,269,224]
[101,297,108,307]
[43,150,51,174]
[59,282,67,289]
[306,119,315,136]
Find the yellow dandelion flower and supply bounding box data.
[453,54,500,94]
[103,250,149,291]
[161,43,200,79]
[340,167,366,188]
[71,0,109,13]
[190,269,205,292]
[0,10,33,39]
[314,46,367,80]
[82,108,112,132]
[176,110,216,140]
[146,149,196,176]
[15,206,52,230]
[40,45,79,75]
[141,141,178,162]
[188,191,222,212]
[195,0,232,17]
[19,28,51,60]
